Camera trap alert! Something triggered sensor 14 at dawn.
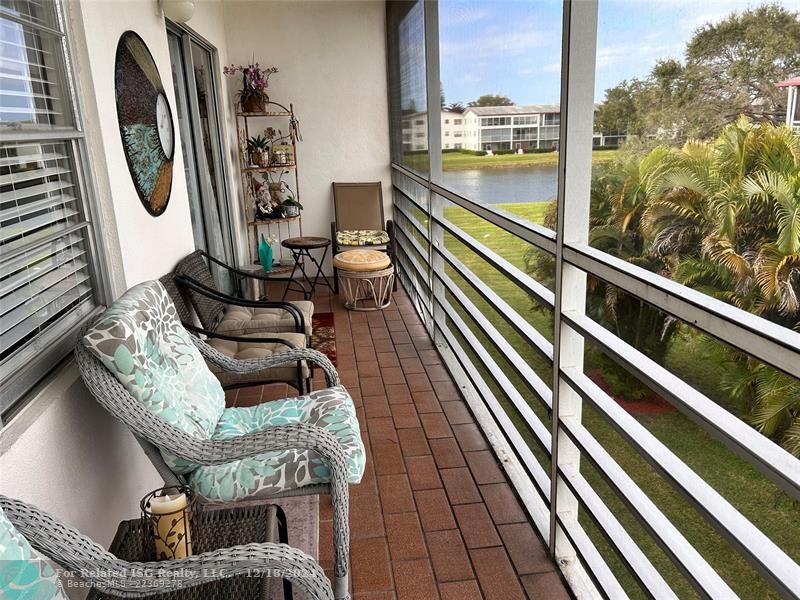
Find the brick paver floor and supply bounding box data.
[225,285,572,600]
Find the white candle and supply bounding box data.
[149,493,192,559]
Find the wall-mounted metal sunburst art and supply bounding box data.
[115,31,175,216]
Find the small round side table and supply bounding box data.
[281,236,335,300]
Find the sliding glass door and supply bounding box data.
[167,24,235,292]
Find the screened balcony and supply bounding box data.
[1,0,799,598]
[382,1,800,598]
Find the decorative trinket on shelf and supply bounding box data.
[271,143,294,165]
[258,233,277,271]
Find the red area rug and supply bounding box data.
[311,312,336,367]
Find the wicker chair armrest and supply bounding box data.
[0,496,333,600]
[191,336,338,387]
[182,322,301,350]
[175,275,305,334]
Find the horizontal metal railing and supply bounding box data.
[563,243,800,379]
[390,161,800,599]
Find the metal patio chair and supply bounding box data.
[0,495,333,600]
[75,281,364,600]
[330,182,396,293]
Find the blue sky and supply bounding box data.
[438,0,795,105]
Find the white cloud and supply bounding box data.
[440,22,551,58]
[595,41,684,70]
[445,6,492,26]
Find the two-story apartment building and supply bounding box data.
[401,104,624,154]
[460,104,562,151]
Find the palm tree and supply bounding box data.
[587,148,679,367]
[639,117,800,453]
[444,102,465,113]
[643,117,800,328]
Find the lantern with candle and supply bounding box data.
[140,486,196,560]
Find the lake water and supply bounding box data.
[440,165,558,205]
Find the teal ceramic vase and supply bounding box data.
[258,234,273,272]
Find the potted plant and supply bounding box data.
[282,195,303,217]
[223,62,278,113]
[246,134,269,167]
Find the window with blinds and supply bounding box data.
[1,0,101,415]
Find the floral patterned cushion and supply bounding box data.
[82,280,226,474]
[187,385,365,502]
[0,506,68,600]
[336,229,390,246]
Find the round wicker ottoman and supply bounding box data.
[333,249,394,311]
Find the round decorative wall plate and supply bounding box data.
[115,31,174,216]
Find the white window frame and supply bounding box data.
[0,0,109,418]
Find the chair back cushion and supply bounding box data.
[332,182,384,232]
[0,505,68,600]
[159,272,194,324]
[174,250,225,330]
[82,280,225,473]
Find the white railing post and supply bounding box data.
[424,0,445,339]
[549,0,599,573]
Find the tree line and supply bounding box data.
[595,4,800,141]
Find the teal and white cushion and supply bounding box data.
[188,385,365,502]
[82,280,226,473]
[0,506,68,600]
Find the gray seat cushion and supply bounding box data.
[215,300,314,338]
[207,331,310,387]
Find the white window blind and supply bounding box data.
[1,0,100,415]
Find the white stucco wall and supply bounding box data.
[0,0,234,562]
[76,0,197,286]
[221,0,392,269]
[0,0,390,573]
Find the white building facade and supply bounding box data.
[402,104,624,153]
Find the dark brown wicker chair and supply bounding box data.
[171,250,313,335]
[161,264,310,394]
[330,182,396,293]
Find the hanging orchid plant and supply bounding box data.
[223,62,278,102]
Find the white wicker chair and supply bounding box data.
[75,320,356,600]
[0,495,333,600]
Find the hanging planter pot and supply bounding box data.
[242,94,267,113]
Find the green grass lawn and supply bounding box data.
[436,201,800,599]
[402,149,618,172]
